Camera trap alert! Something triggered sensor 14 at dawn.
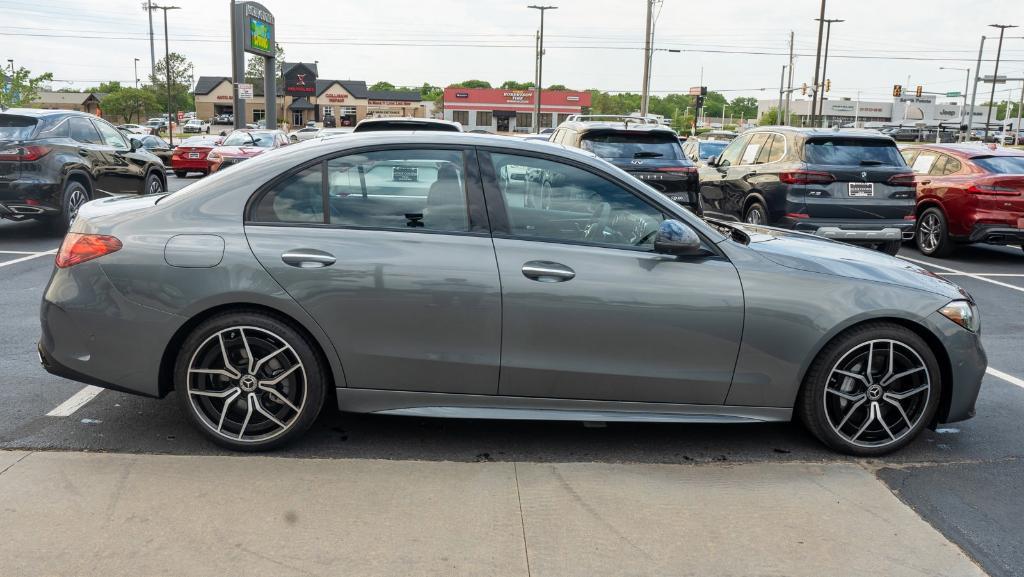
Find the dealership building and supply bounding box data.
[194,63,427,127]
[442,88,591,132]
[757,95,997,128]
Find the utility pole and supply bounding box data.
[940,66,971,140]
[784,31,794,125]
[968,36,986,139]
[809,0,827,128]
[816,17,844,124]
[640,0,654,117]
[149,3,181,146]
[142,1,156,78]
[134,58,140,89]
[528,5,556,133]
[1015,80,1023,145]
[778,65,786,125]
[984,24,1017,142]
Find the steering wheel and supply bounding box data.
[584,202,612,242]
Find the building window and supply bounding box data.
[340,106,356,116]
[322,106,333,118]
[451,110,469,125]
[516,112,532,128]
[252,109,266,122]
[539,113,554,128]
[475,111,493,126]
[557,113,571,125]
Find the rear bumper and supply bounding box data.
[0,180,63,218]
[170,158,211,171]
[787,218,916,242]
[968,224,1024,245]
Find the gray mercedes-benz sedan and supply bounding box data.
[38,132,986,455]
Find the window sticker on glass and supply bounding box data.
[393,166,418,182]
[741,144,760,165]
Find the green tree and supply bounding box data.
[370,81,396,91]
[702,91,727,118]
[729,96,758,119]
[98,88,160,124]
[547,84,570,91]
[245,44,285,84]
[147,52,194,113]
[419,83,443,101]
[758,107,800,126]
[2,66,54,108]
[85,81,125,94]
[448,79,492,89]
[499,80,534,90]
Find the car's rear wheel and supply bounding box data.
[174,312,327,451]
[744,201,767,225]
[48,179,90,231]
[797,323,941,456]
[916,207,954,257]
[880,240,901,256]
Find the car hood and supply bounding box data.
[734,223,968,301]
[211,146,270,158]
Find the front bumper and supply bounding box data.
[928,310,987,424]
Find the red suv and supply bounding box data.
[901,144,1024,257]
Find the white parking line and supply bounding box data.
[899,255,1024,294]
[46,385,104,417]
[936,272,1024,278]
[0,249,57,268]
[0,250,47,255]
[987,367,1024,390]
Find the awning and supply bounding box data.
[288,97,315,111]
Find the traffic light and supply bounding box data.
[801,83,808,95]
[893,84,902,97]
[694,95,704,108]
[915,85,923,97]
[825,79,831,92]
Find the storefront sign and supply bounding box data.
[216,95,233,100]
[284,63,317,96]
[368,100,414,106]
[504,91,532,103]
[455,92,469,98]
[325,94,349,103]
[240,2,275,58]
[238,83,254,100]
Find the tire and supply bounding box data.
[174,311,327,451]
[52,179,90,231]
[916,207,954,257]
[880,240,901,256]
[144,172,164,195]
[743,201,767,225]
[174,171,187,179]
[796,322,942,456]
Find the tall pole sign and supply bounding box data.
[231,1,276,129]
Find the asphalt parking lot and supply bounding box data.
[0,174,1022,575]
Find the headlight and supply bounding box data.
[938,300,980,333]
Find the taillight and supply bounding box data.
[887,173,916,186]
[0,145,52,161]
[779,170,835,185]
[967,182,1021,196]
[55,233,122,268]
[656,166,698,174]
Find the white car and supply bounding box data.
[288,127,322,142]
[182,119,211,134]
[116,124,152,135]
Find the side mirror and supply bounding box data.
[707,155,719,167]
[130,138,143,151]
[654,219,704,257]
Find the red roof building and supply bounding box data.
[442,88,591,133]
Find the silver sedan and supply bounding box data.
[39,132,986,454]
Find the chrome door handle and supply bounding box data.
[522,261,575,282]
[282,250,336,268]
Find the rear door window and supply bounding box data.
[911,152,937,174]
[0,115,38,140]
[70,117,102,144]
[580,131,682,160]
[803,138,905,166]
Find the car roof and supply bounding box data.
[901,143,1024,159]
[0,108,93,119]
[751,126,895,142]
[355,117,462,131]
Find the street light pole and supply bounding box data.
[816,18,843,124]
[149,3,181,146]
[134,58,140,89]
[940,66,970,140]
[984,24,1017,142]
[809,0,827,128]
[528,5,557,133]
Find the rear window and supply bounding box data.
[803,138,905,166]
[581,131,682,160]
[354,121,459,132]
[0,115,38,140]
[972,156,1024,174]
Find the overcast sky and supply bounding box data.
[2,0,1022,104]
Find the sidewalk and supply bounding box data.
[0,450,985,577]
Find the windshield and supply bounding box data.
[0,115,38,140]
[698,141,728,160]
[221,131,275,147]
[803,138,905,166]
[581,132,682,160]
[973,155,1024,174]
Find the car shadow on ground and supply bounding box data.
[0,219,64,245]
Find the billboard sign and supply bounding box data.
[241,2,275,58]
[284,63,317,97]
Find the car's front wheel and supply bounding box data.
[797,322,941,456]
[174,312,327,451]
[145,172,164,195]
[916,207,954,257]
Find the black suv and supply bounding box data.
[0,109,166,229]
[698,127,916,254]
[550,115,700,213]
